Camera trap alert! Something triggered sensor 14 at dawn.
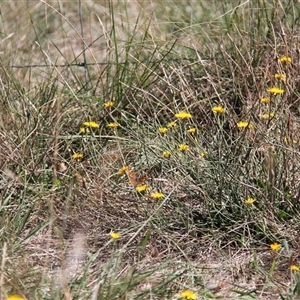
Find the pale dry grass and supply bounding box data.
[1,1,300,299]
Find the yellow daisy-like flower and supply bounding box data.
[135,184,150,192]
[200,151,207,157]
[187,127,196,133]
[291,265,299,272]
[175,111,192,119]
[212,106,225,114]
[274,73,287,82]
[72,153,83,160]
[245,197,256,205]
[168,121,178,128]
[178,144,190,151]
[237,121,254,129]
[162,150,171,158]
[7,295,26,300]
[110,231,121,240]
[278,55,292,63]
[261,97,270,104]
[80,127,86,134]
[118,166,129,175]
[158,127,168,134]
[104,101,115,108]
[267,87,284,95]
[83,121,100,128]
[107,122,119,128]
[150,192,164,200]
[179,289,197,300]
[270,242,281,251]
[262,113,275,119]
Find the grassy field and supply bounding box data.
[1,0,300,299]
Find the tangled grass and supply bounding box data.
[1,1,300,299]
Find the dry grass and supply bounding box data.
[1,1,300,299]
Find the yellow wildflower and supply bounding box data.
[162,150,171,158]
[267,87,284,95]
[187,127,196,133]
[270,242,281,251]
[118,166,129,175]
[179,290,197,300]
[83,121,100,128]
[212,106,225,114]
[150,192,164,200]
[262,113,275,119]
[80,127,86,134]
[158,127,168,134]
[104,101,114,108]
[278,55,292,63]
[237,121,254,129]
[178,144,190,151]
[200,151,207,157]
[7,296,26,300]
[107,122,119,128]
[261,97,270,104]
[291,265,299,272]
[175,111,192,119]
[168,121,178,128]
[110,231,121,240]
[136,184,150,192]
[245,198,256,205]
[72,153,83,160]
[274,73,287,82]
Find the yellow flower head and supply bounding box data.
[278,55,292,63]
[104,101,115,108]
[118,166,129,175]
[237,121,254,129]
[179,289,197,300]
[72,153,83,160]
[175,111,192,119]
[274,73,287,82]
[200,151,207,157]
[168,121,178,128]
[7,296,26,300]
[150,192,164,200]
[162,150,171,158]
[262,113,275,120]
[261,97,270,104]
[291,265,299,272]
[135,184,150,192]
[110,231,121,240]
[158,127,168,134]
[107,122,119,128]
[212,106,225,114]
[178,144,190,152]
[79,127,86,134]
[187,127,196,133]
[270,242,281,251]
[245,197,256,205]
[83,121,100,128]
[267,87,284,95]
